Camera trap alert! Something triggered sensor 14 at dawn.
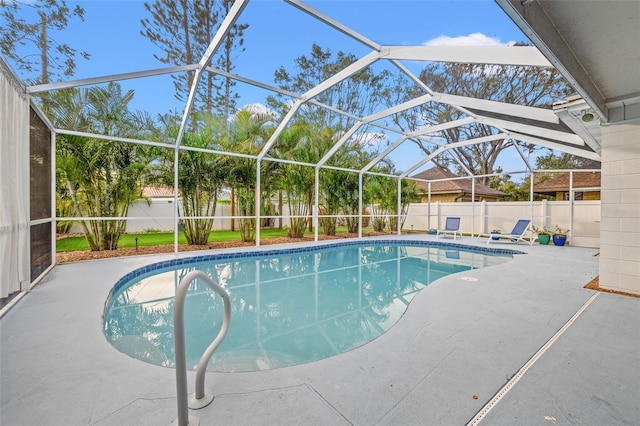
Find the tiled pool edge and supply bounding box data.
[104,239,525,316]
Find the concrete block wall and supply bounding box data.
[599,123,640,294]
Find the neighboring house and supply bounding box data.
[128,186,232,232]
[411,167,506,203]
[534,170,601,200]
[124,186,179,232]
[139,185,176,199]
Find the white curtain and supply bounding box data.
[0,59,30,299]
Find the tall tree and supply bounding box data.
[390,58,572,184]
[211,0,248,123]
[0,0,89,83]
[140,0,247,116]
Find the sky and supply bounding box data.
[5,0,539,176]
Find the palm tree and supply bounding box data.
[223,109,273,242]
[274,123,314,238]
[174,112,228,245]
[51,83,156,250]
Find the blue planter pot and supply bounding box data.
[553,234,567,246]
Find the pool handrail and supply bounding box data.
[173,270,231,426]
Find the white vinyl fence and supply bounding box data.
[68,199,601,248]
[403,200,601,248]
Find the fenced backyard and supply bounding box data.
[68,199,601,249]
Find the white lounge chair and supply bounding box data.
[476,219,532,245]
[436,217,462,240]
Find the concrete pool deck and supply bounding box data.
[1,235,639,425]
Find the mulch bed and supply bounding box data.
[584,276,640,299]
[55,232,395,263]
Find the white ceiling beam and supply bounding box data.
[431,92,559,124]
[400,147,447,178]
[363,94,433,123]
[444,133,509,150]
[300,50,380,102]
[475,114,583,145]
[360,119,476,174]
[55,129,172,149]
[508,132,601,161]
[198,0,249,69]
[27,65,198,93]
[380,45,552,67]
[175,0,249,148]
[361,136,408,173]
[205,65,365,123]
[258,99,304,160]
[262,50,380,160]
[400,133,508,178]
[413,117,477,139]
[319,93,433,169]
[284,0,381,50]
[285,0,435,103]
[316,124,364,168]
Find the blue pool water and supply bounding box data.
[103,240,516,372]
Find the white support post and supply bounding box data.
[397,178,402,235]
[256,160,261,247]
[569,171,574,240]
[471,178,476,237]
[530,171,535,232]
[427,182,432,230]
[314,168,320,242]
[481,200,487,234]
[173,147,180,254]
[358,173,363,238]
[50,129,57,270]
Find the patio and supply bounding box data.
[1,235,638,425]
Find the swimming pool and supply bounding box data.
[103,240,518,372]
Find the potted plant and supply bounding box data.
[552,225,570,246]
[532,225,552,245]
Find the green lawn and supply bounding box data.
[55,227,367,252]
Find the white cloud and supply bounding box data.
[240,102,273,116]
[424,33,516,47]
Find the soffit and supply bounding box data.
[496,0,640,123]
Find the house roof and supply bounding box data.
[139,186,232,199]
[140,186,176,198]
[534,171,601,193]
[411,168,506,197]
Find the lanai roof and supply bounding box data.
[20,0,606,183]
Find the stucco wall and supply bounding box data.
[599,123,640,294]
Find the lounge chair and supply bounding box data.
[476,219,532,245]
[436,217,462,240]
